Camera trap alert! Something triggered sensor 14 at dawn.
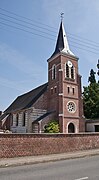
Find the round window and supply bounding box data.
[67,101,76,113]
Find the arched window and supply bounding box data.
[68,123,75,133]
[23,112,26,126]
[67,101,76,113]
[71,66,74,79]
[16,114,19,126]
[65,61,75,80]
[52,64,56,80]
[66,63,69,78]
[11,114,13,126]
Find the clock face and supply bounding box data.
[67,61,72,67]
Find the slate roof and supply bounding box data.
[53,21,65,55]
[50,21,74,59]
[33,110,55,123]
[4,83,48,113]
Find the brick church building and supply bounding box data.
[0,20,85,133]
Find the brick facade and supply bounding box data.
[0,133,99,158]
[47,53,85,133]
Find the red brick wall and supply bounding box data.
[47,53,85,133]
[48,55,61,114]
[0,133,99,158]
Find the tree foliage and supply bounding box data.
[97,59,99,83]
[44,121,60,133]
[83,83,99,119]
[88,69,96,84]
[83,68,99,119]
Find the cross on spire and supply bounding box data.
[60,12,64,21]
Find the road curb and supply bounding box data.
[0,149,99,168]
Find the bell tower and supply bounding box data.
[47,20,85,133]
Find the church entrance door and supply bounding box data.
[68,123,75,133]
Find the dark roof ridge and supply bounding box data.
[18,82,48,98]
[4,82,48,113]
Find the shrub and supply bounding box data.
[44,121,60,133]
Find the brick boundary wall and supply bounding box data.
[0,133,99,158]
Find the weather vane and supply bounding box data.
[61,12,64,21]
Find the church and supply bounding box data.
[0,20,85,133]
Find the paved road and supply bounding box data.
[0,155,99,180]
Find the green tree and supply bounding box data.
[44,121,60,133]
[83,68,99,119]
[83,83,99,119]
[88,69,96,84]
[97,59,99,83]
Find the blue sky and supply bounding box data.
[0,0,99,111]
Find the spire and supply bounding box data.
[51,21,75,57]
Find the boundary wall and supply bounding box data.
[0,133,99,158]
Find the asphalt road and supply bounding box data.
[0,155,99,180]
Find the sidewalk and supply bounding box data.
[0,149,99,168]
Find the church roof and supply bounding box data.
[4,83,48,113]
[32,110,55,123]
[51,21,75,58]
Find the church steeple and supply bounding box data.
[51,21,75,58]
[47,19,85,133]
